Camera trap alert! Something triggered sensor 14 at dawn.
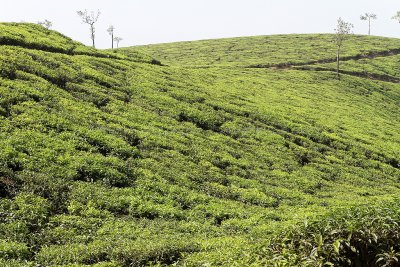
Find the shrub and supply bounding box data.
[258,199,400,266]
[0,240,31,260]
[110,238,199,266]
[10,193,50,230]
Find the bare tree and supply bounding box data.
[334,18,353,80]
[360,13,377,35]
[113,37,123,48]
[37,19,53,29]
[77,9,101,48]
[107,25,115,49]
[392,11,400,23]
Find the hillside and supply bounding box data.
[0,23,400,266]
[130,34,400,67]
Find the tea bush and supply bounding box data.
[0,23,399,265]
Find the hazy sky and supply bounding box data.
[1,0,399,48]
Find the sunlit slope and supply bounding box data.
[0,24,399,266]
[130,34,400,67]
[0,22,153,62]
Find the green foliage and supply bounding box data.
[0,193,50,234]
[0,240,31,260]
[253,199,400,266]
[0,23,399,266]
[0,23,153,62]
[130,34,400,67]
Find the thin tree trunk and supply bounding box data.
[111,32,114,49]
[336,46,340,80]
[368,19,371,35]
[91,24,95,48]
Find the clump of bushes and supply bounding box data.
[0,240,31,260]
[258,199,400,267]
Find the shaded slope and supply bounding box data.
[0,24,399,266]
[300,54,400,83]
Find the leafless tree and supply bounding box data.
[113,37,123,48]
[392,11,400,23]
[334,18,353,80]
[107,25,115,49]
[77,9,101,48]
[360,13,377,35]
[37,19,53,29]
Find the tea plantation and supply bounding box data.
[0,23,400,266]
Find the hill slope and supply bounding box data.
[130,34,400,67]
[0,24,400,266]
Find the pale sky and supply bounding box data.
[1,0,399,49]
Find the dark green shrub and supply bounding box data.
[110,238,199,266]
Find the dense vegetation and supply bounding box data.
[0,23,399,266]
[131,34,400,67]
